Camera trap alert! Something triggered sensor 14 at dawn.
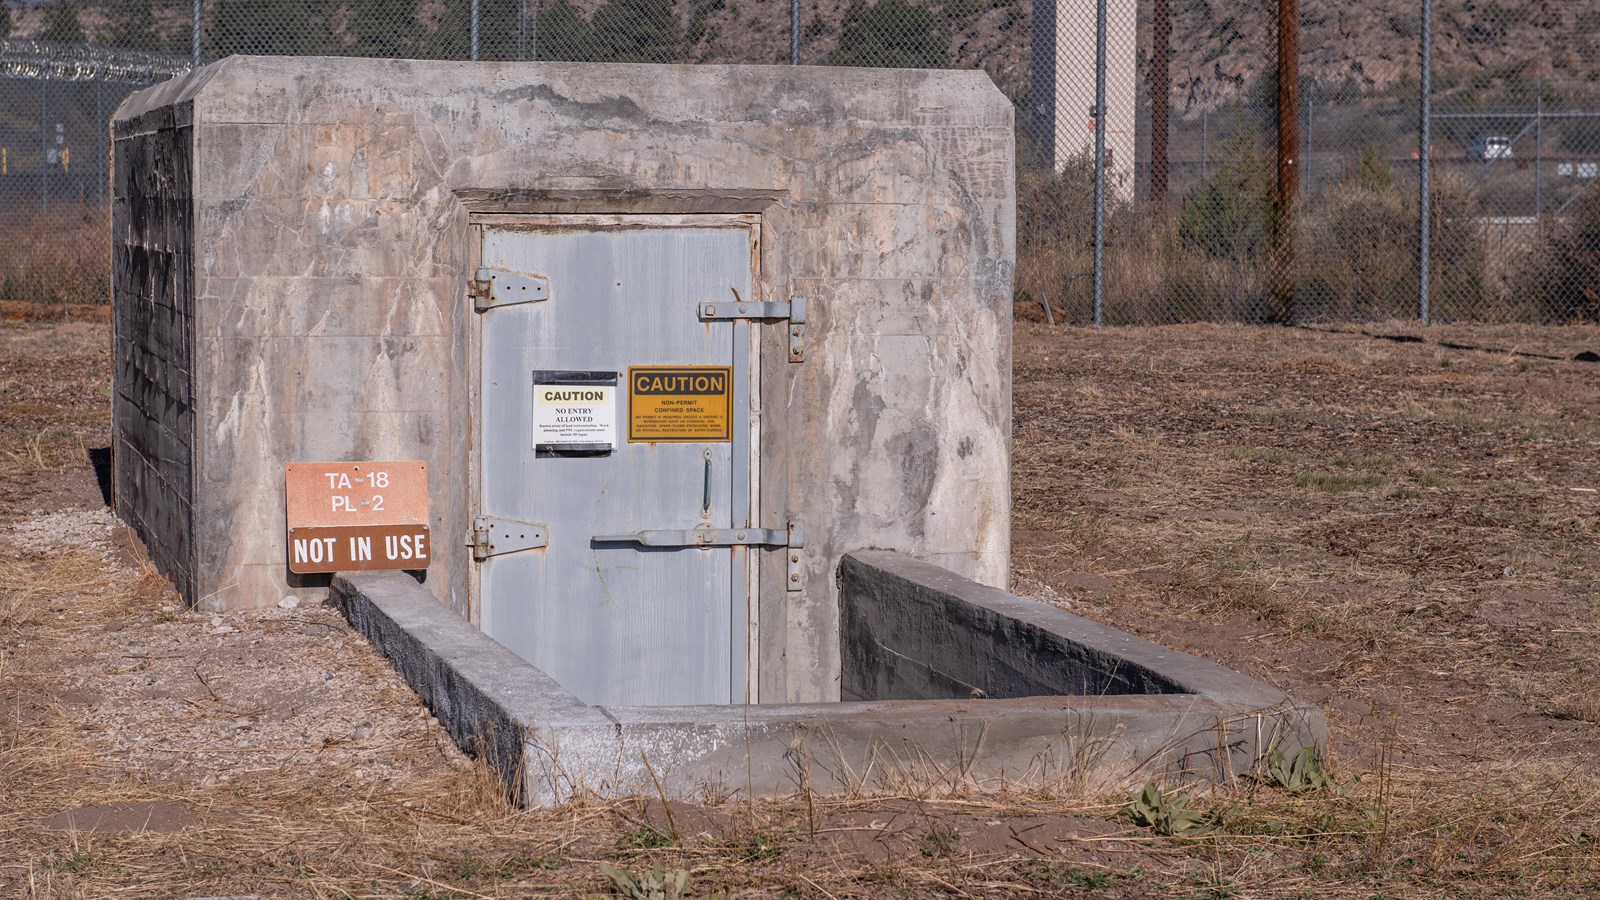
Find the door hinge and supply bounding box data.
[469,267,551,313]
[698,295,810,362]
[467,516,549,562]
[594,521,807,591]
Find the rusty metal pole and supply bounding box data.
[1151,0,1170,212]
[1274,0,1299,320]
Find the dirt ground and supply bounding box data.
[3,317,1600,897]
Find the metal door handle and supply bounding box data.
[593,523,807,591]
[593,527,788,547]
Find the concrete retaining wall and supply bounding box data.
[332,553,1324,807]
[841,550,1193,700]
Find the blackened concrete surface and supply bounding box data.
[333,554,1324,808]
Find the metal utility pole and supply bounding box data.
[1419,0,1433,326]
[1273,0,1299,320]
[791,0,800,65]
[1535,77,1543,233]
[1151,0,1170,211]
[39,80,47,208]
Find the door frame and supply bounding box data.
[466,212,766,702]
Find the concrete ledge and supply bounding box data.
[840,550,1279,702]
[331,572,614,803]
[334,559,1324,807]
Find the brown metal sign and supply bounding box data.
[285,461,429,573]
[288,524,432,574]
[286,461,428,527]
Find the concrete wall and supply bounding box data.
[111,69,215,602]
[333,562,1325,807]
[839,551,1187,701]
[111,58,1014,703]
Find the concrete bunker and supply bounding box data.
[112,57,1321,802]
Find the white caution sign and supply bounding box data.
[534,382,617,452]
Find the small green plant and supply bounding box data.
[1125,783,1223,836]
[1019,860,1113,887]
[1186,874,1241,899]
[46,851,97,873]
[619,826,675,850]
[919,822,958,858]
[597,862,696,900]
[1253,746,1353,796]
[452,852,560,879]
[1294,472,1385,493]
[1226,445,1297,465]
[737,832,784,862]
[1332,454,1394,471]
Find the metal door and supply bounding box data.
[476,218,757,707]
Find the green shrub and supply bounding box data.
[829,0,949,69]
[1177,131,1273,264]
[1527,186,1600,322]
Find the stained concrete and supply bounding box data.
[111,77,202,602]
[112,58,1015,704]
[333,554,1325,807]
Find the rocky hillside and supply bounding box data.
[5,0,1590,114]
[1170,0,1593,112]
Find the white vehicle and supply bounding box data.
[1468,136,1513,161]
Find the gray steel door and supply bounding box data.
[477,220,755,707]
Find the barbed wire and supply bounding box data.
[0,37,189,83]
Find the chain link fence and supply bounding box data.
[2,0,1599,323]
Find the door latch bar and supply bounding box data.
[467,516,549,562]
[594,522,806,591]
[469,268,550,313]
[697,295,809,362]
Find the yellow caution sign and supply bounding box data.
[627,366,733,442]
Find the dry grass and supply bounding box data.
[1012,319,1600,895]
[4,319,1600,896]
[0,206,110,312]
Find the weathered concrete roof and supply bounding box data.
[118,55,1012,130]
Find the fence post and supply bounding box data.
[39,80,47,208]
[1092,0,1106,327]
[529,0,538,61]
[1419,0,1433,326]
[471,0,481,61]
[192,0,201,66]
[1535,78,1543,234]
[791,0,800,64]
